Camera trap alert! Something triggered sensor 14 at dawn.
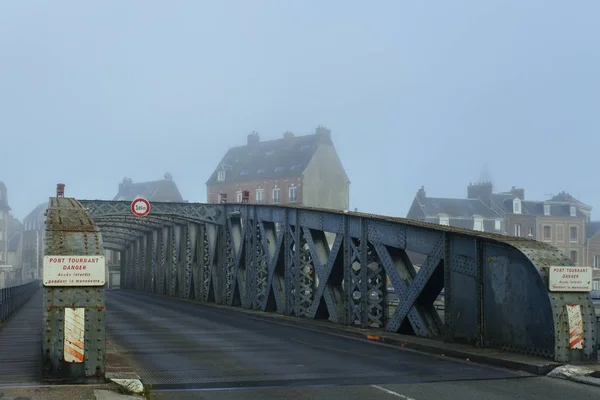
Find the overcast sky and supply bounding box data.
[1,1,599,220]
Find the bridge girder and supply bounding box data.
[79,200,224,225]
[75,199,598,364]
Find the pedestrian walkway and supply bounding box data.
[0,289,42,384]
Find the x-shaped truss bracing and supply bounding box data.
[74,200,598,363]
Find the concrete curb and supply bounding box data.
[246,312,560,375]
[104,339,145,396]
[547,365,600,388]
[133,291,563,376]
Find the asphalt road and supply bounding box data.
[105,291,599,399]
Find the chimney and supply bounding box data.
[283,131,295,141]
[56,183,65,198]
[510,186,525,200]
[315,125,332,144]
[467,181,493,206]
[417,186,426,202]
[119,177,132,194]
[247,131,260,146]
[164,172,173,180]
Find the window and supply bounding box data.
[289,186,297,203]
[495,219,501,230]
[570,250,577,265]
[0,231,3,240]
[217,170,226,181]
[594,281,599,291]
[473,215,484,231]
[274,166,285,172]
[513,198,521,214]
[438,214,449,226]
[569,226,578,242]
[544,204,550,216]
[256,189,264,203]
[543,225,551,240]
[570,206,576,217]
[256,168,266,174]
[593,255,600,268]
[527,227,533,237]
[239,170,250,176]
[0,252,3,261]
[236,191,242,203]
[514,224,521,237]
[272,188,280,203]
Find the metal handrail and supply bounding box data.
[0,280,40,324]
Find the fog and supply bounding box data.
[1,1,599,220]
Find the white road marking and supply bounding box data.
[370,385,416,399]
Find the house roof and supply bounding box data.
[113,174,184,202]
[7,214,21,234]
[586,221,600,240]
[417,197,501,219]
[546,191,592,209]
[206,128,333,185]
[411,184,590,223]
[23,202,48,224]
[8,231,20,252]
[496,197,586,218]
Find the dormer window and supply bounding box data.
[570,205,576,217]
[544,204,550,216]
[217,170,226,181]
[438,214,449,226]
[473,215,484,231]
[513,198,521,214]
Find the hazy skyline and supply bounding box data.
[1,1,599,220]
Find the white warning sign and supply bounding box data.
[43,256,106,286]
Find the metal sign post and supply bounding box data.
[42,186,107,383]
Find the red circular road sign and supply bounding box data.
[131,197,151,217]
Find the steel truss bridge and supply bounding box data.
[75,198,597,363]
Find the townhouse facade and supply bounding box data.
[407,182,593,273]
[206,126,350,211]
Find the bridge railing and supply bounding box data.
[0,280,40,324]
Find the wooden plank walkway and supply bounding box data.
[0,288,42,384]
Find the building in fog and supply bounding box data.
[106,173,186,288]
[21,202,47,281]
[406,183,505,233]
[0,182,9,266]
[206,126,350,211]
[7,215,22,269]
[407,183,591,266]
[584,222,600,291]
[113,173,184,202]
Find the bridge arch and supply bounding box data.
[72,199,597,363]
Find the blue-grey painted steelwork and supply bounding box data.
[0,280,39,323]
[42,198,106,383]
[79,200,598,363]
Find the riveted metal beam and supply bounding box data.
[43,197,106,384]
[79,200,224,225]
[79,200,598,363]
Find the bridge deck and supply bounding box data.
[0,289,42,384]
[106,290,519,390]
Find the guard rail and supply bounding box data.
[0,280,40,324]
